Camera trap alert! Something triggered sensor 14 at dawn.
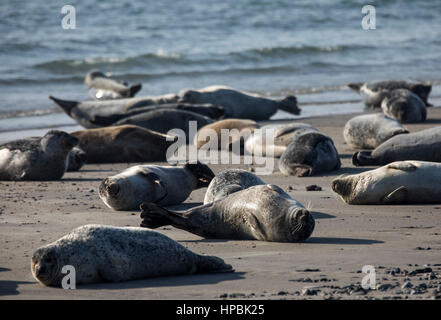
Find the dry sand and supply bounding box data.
[1,108,441,300]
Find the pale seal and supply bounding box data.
[203,169,266,204]
[179,85,300,120]
[381,89,427,123]
[352,126,441,166]
[245,122,317,157]
[0,130,78,180]
[348,80,432,108]
[343,113,408,149]
[70,125,176,163]
[49,94,179,128]
[99,161,214,210]
[279,131,341,176]
[31,224,233,286]
[332,161,441,204]
[194,119,259,151]
[66,147,87,172]
[140,184,315,242]
[85,69,142,100]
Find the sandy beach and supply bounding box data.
[0,105,440,300]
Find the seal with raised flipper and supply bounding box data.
[85,69,142,100]
[99,161,215,210]
[31,224,233,286]
[140,184,315,242]
[332,160,441,204]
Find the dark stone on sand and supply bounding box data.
[306,185,322,191]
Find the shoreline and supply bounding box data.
[1,108,441,300]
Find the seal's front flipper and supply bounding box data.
[382,186,408,204]
[387,162,417,172]
[185,161,215,188]
[140,202,185,229]
[196,255,234,274]
[281,163,313,177]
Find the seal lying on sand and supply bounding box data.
[332,161,441,204]
[381,89,427,123]
[203,169,266,204]
[70,125,176,163]
[85,69,142,100]
[31,224,233,286]
[67,147,87,172]
[245,123,317,157]
[99,161,214,210]
[352,126,441,166]
[0,131,78,181]
[141,184,315,242]
[343,113,408,149]
[49,94,179,128]
[114,109,213,143]
[179,85,300,120]
[279,131,341,176]
[194,119,259,151]
[348,80,432,108]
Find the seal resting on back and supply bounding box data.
[203,169,266,204]
[279,131,341,176]
[179,85,300,120]
[381,89,427,123]
[31,224,233,286]
[85,69,142,100]
[70,125,176,163]
[343,113,408,149]
[99,161,214,210]
[140,184,315,242]
[332,161,441,205]
[352,126,441,166]
[0,130,78,180]
[348,80,432,108]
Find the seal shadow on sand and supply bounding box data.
[79,272,246,291]
[307,237,384,245]
[0,280,34,296]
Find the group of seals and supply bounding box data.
[85,69,142,100]
[0,131,78,180]
[31,224,233,286]
[332,161,441,205]
[99,161,214,210]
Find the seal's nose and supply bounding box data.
[295,209,310,222]
[107,182,120,197]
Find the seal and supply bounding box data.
[332,160,441,204]
[70,125,177,163]
[85,69,142,100]
[0,130,78,181]
[245,122,317,157]
[31,224,233,286]
[194,119,259,151]
[381,89,427,123]
[343,113,408,149]
[49,94,179,128]
[203,169,266,204]
[66,147,87,172]
[348,80,432,108]
[352,126,441,166]
[99,161,214,210]
[114,109,213,143]
[140,184,315,242]
[179,85,300,120]
[279,131,341,176]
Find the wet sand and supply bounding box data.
[1,107,441,300]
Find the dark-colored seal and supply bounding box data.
[204,169,266,204]
[140,184,315,242]
[70,125,176,163]
[352,126,441,166]
[0,130,78,180]
[67,147,87,171]
[279,131,341,176]
[85,69,142,100]
[99,161,214,210]
[31,224,233,286]
[381,89,427,123]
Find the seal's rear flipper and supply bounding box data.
[347,82,363,93]
[49,96,78,115]
[352,151,378,166]
[129,83,142,97]
[196,255,234,274]
[277,96,300,115]
[140,202,185,229]
[382,186,408,204]
[185,161,215,188]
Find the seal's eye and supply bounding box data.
[44,257,53,263]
